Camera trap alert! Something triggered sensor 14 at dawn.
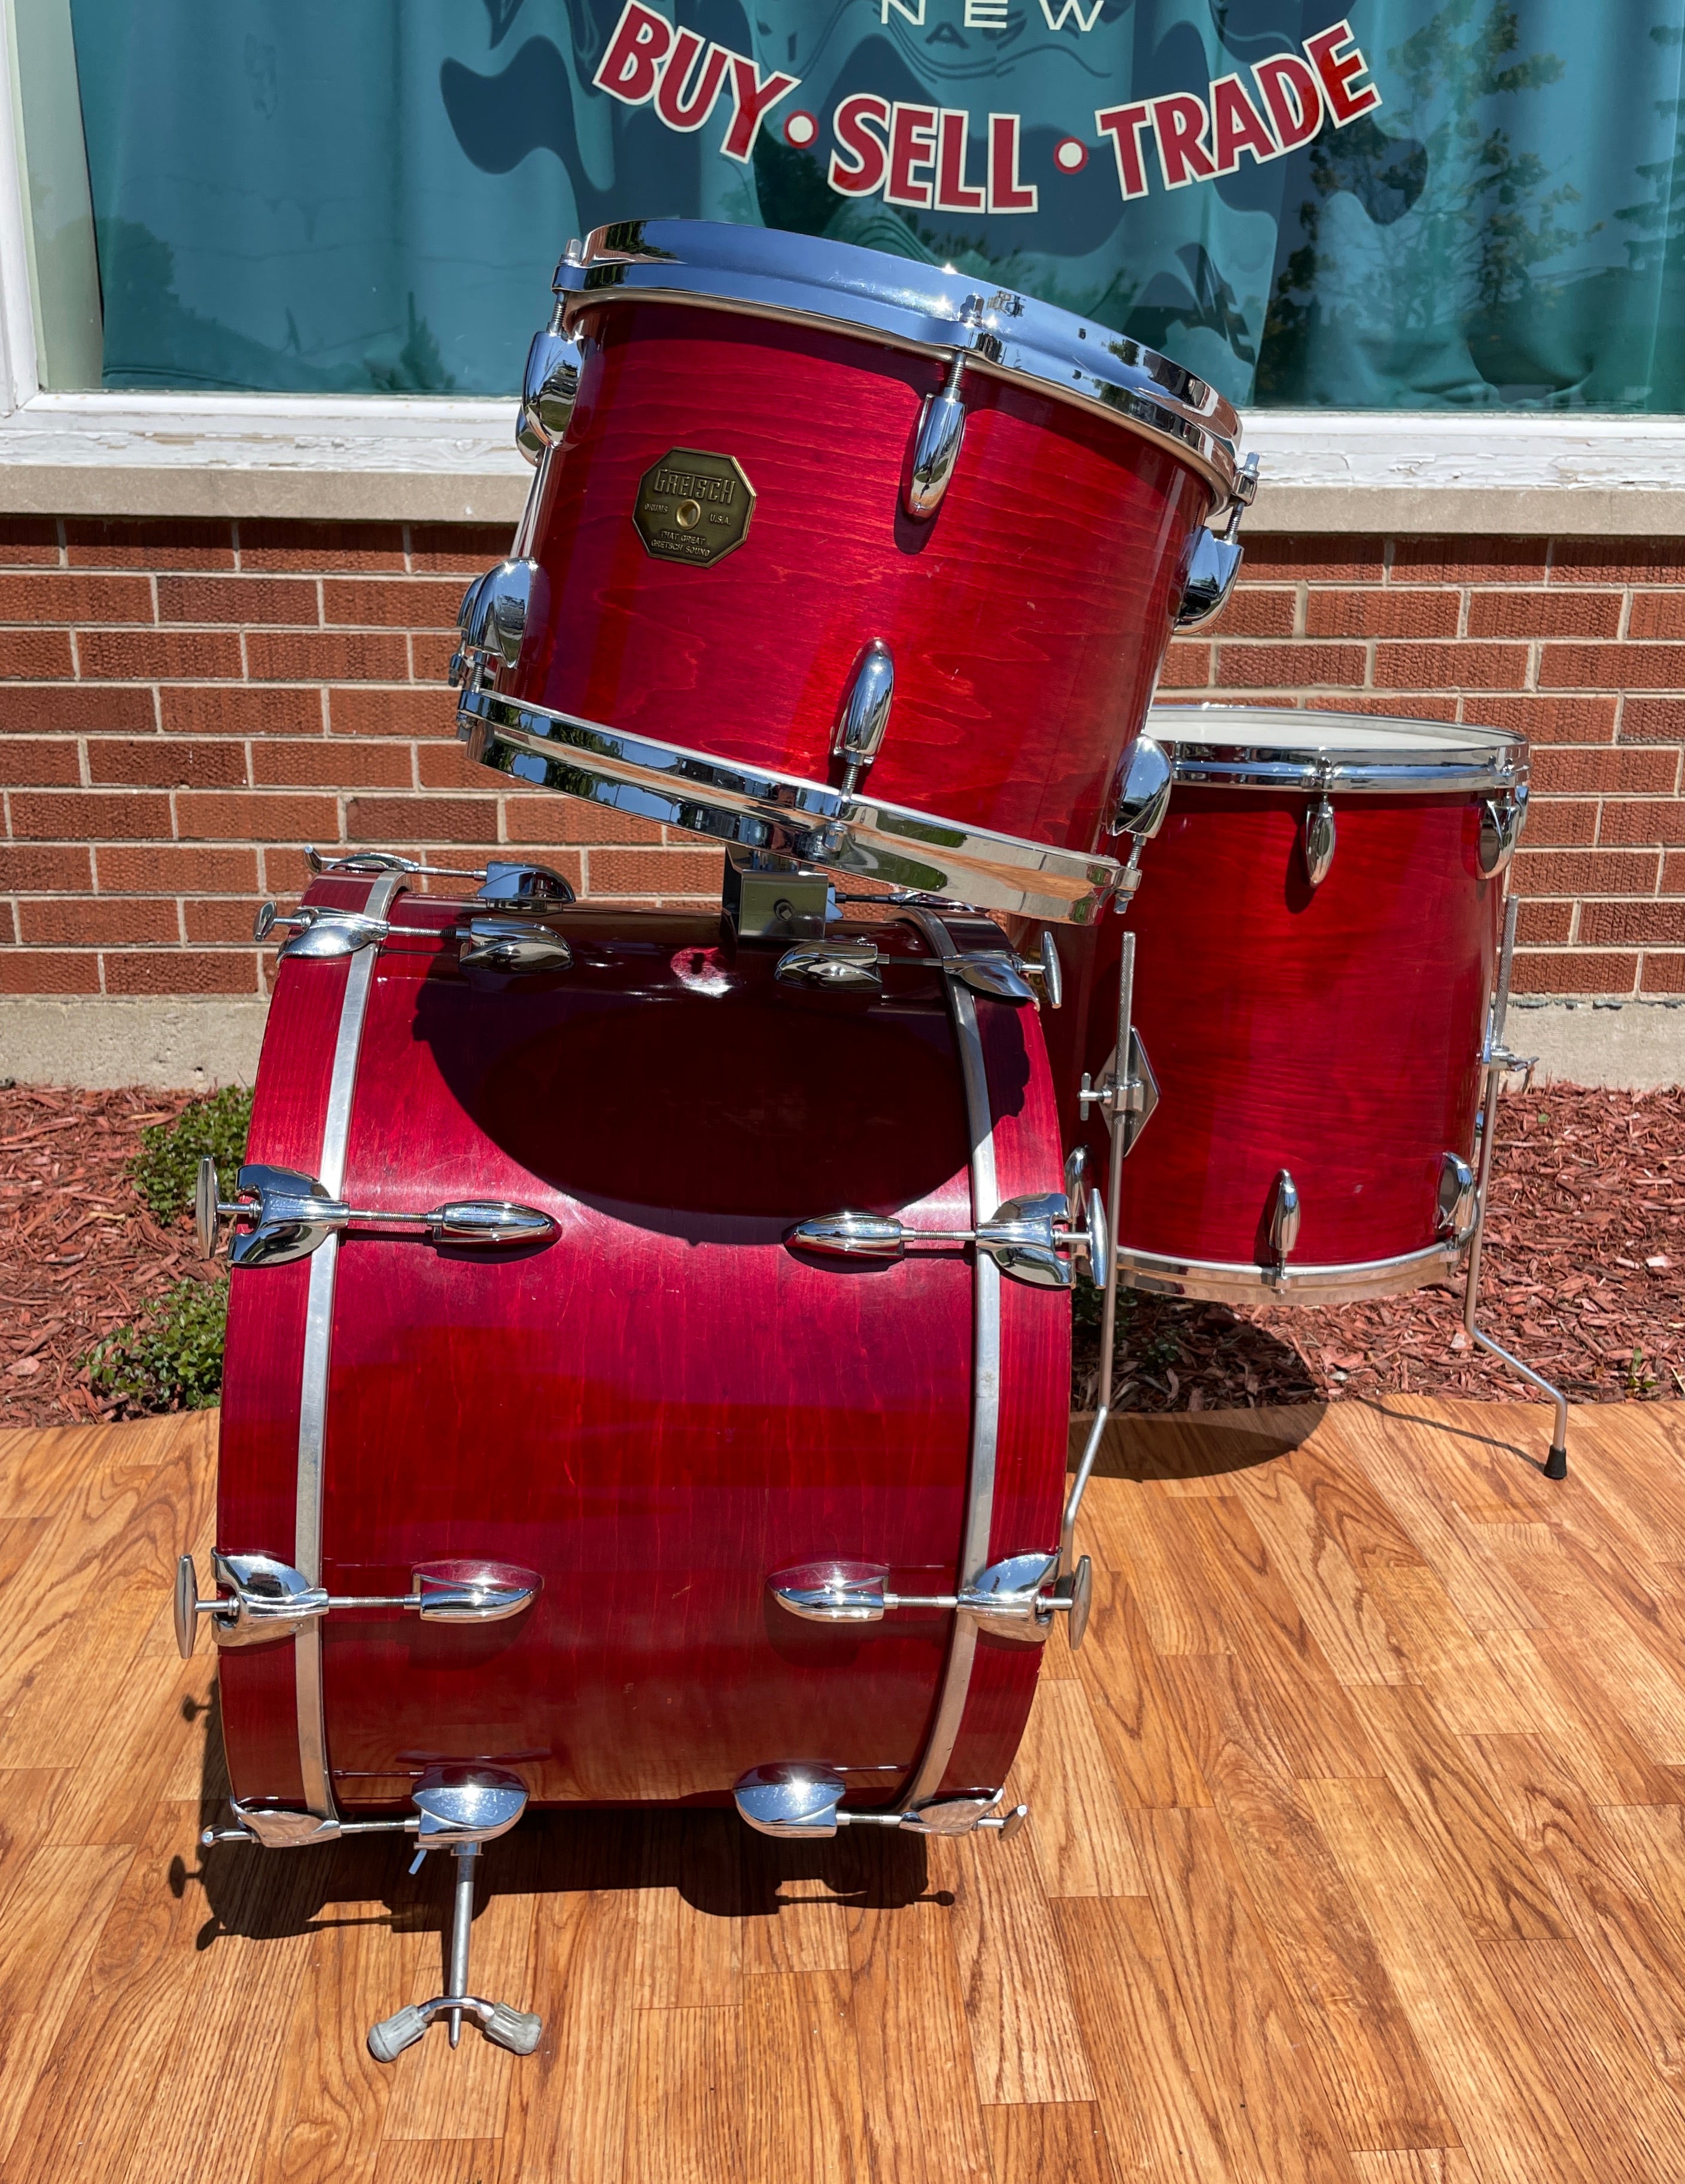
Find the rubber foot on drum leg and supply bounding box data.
[483,2002,543,2055]
[1544,1443,1568,1482]
[368,2004,431,2063]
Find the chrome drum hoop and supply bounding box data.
[460,688,1120,925]
[563,220,1242,511]
[1117,1239,1463,1307]
[1147,706,1529,798]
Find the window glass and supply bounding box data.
[44,1,1685,409]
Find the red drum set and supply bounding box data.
[171,221,1561,2064]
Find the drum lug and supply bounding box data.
[904,344,971,521]
[1266,1168,1301,1278]
[472,859,576,912]
[775,939,882,989]
[458,916,573,971]
[767,1550,1089,1648]
[1078,1025,1158,1155]
[199,1159,557,1266]
[1175,528,1245,630]
[174,1550,542,1656]
[455,556,540,678]
[787,1192,1096,1290]
[1438,1151,1478,1240]
[832,639,895,797]
[732,1765,848,1837]
[1303,783,1337,888]
[407,1560,545,1622]
[1479,788,1527,877]
[732,1765,1027,1841]
[1108,734,1173,843]
[767,1560,892,1621]
[1175,452,1257,628]
[517,310,586,461]
[304,848,576,912]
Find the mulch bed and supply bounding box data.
[0,1083,206,1430]
[1,1080,1680,1430]
[1075,1084,1685,1415]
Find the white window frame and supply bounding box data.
[0,30,1682,535]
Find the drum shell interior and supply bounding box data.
[1047,789,1502,1275]
[215,898,1070,1815]
[506,300,1212,858]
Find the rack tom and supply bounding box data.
[454,220,1251,924]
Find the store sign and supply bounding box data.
[592,2,1381,212]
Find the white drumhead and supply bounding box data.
[1147,704,1525,794]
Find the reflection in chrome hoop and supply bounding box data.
[1116,1239,1465,1307]
[460,687,1120,925]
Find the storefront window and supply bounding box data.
[25,1,1685,408]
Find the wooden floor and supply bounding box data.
[4,1401,1685,2182]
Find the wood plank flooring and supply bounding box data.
[2,1399,1684,2182]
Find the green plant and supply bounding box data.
[86,1277,229,1413]
[1624,1345,1657,1397]
[130,1085,253,1223]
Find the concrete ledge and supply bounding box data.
[4,992,1682,1094]
[0,997,267,1089]
[1510,1000,1685,1090]
[4,396,1685,533]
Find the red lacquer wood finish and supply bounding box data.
[1036,792,1502,1271]
[504,302,1213,857]
[215,888,1070,1814]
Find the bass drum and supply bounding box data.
[213,871,1072,1828]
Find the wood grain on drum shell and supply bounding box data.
[215,886,1072,1815]
[1030,794,1502,1271]
[510,302,1211,856]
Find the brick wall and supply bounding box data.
[0,516,1680,1001]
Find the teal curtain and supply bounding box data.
[65,1,1685,408]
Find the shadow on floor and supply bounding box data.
[1355,1393,1561,1474]
[1073,1402,1330,1487]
